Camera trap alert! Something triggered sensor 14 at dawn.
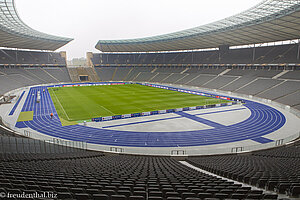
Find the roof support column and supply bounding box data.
[297,40,300,60]
[253,44,256,61]
[192,52,194,64]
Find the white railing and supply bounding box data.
[0,117,87,153]
[3,113,297,156]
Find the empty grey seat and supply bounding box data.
[111,195,127,200]
[57,192,73,199]
[92,194,109,200]
[263,193,278,199]
[181,192,197,199]
[74,193,91,200]
[148,197,163,200]
[129,196,145,200]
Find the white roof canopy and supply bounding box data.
[96,0,300,52]
[0,0,73,51]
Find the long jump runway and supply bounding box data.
[13,86,289,148]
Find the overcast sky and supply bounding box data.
[15,0,262,59]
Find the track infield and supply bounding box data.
[48,84,229,122]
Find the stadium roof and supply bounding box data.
[96,0,300,52]
[0,0,73,51]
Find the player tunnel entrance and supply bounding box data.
[79,75,89,81]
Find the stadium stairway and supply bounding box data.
[186,139,300,199]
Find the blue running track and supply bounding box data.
[9,91,25,116]
[15,86,286,147]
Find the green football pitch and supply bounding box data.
[48,84,229,122]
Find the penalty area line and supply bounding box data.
[99,105,116,116]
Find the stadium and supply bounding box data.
[0,0,300,199]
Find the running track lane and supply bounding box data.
[9,91,25,116]
[15,86,286,147]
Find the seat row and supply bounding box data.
[187,140,300,198]
[0,154,276,200]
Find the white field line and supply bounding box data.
[99,105,115,116]
[51,90,71,120]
